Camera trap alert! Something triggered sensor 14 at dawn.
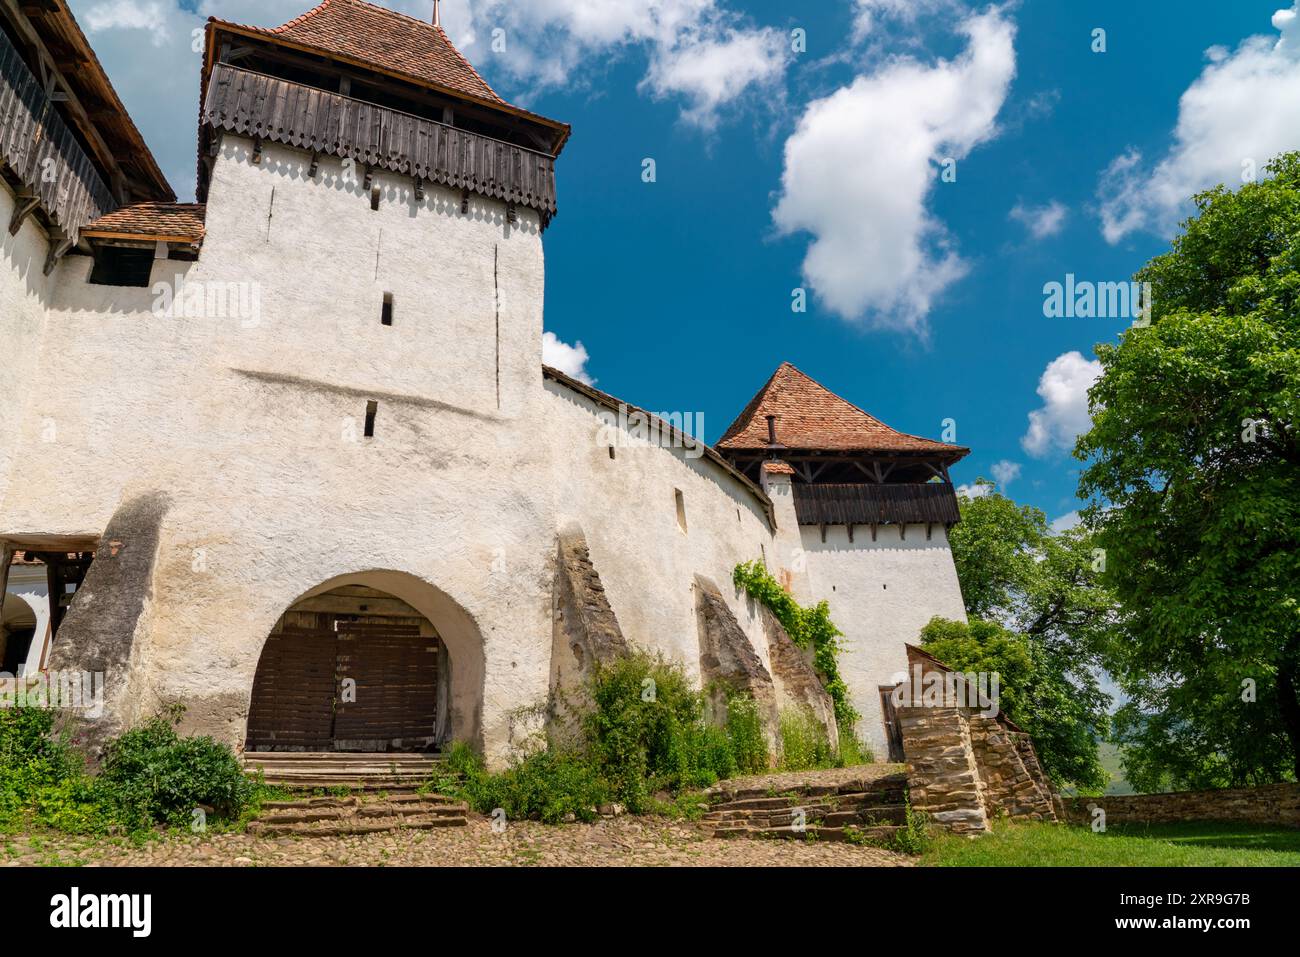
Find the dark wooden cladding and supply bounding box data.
[792,482,960,527]
[0,28,116,241]
[246,611,441,752]
[202,64,558,225]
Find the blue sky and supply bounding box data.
[71,0,1300,526]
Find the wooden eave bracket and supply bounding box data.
[413,177,424,201]
[308,152,320,178]
[43,231,73,276]
[460,189,470,214]
[8,193,40,236]
[251,137,263,164]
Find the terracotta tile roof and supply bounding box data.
[718,362,969,458]
[82,203,206,241]
[762,460,796,476]
[210,0,502,105]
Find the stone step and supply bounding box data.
[709,773,908,804]
[706,790,905,815]
[710,822,901,843]
[245,752,444,762]
[247,814,468,837]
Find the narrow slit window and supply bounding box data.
[370,185,381,210]
[364,400,378,438]
[381,293,394,326]
[674,488,687,534]
[608,446,616,460]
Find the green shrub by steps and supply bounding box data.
[1,703,255,835]
[778,708,835,771]
[429,653,775,821]
[462,749,609,824]
[584,653,746,812]
[0,706,81,829]
[722,694,768,775]
[99,707,254,829]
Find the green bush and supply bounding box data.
[778,708,834,771]
[1,704,255,834]
[724,694,769,774]
[890,805,934,855]
[585,653,733,811]
[100,712,254,829]
[836,731,874,768]
[0,707,81,829]
[461,749,608,824]
[733,561,859,731]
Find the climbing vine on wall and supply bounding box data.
[732,560,859,730]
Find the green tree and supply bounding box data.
[1077,152,1300,786]
[945,484,1117,789]
[919,616,1106,790]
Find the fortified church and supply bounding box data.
[0,0,973,767]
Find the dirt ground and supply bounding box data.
[1,815,910,867]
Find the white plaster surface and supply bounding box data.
[0,138,968,766]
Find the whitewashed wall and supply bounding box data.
[800,523,968,758]
[0,180,53,511]
[0,135,968,767]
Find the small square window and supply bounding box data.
[88,246,154,287]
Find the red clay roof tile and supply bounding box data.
[718,362,969,458]
[211,0,503,104]
[82,203,206,241]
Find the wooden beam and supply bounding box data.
[8,193,39,236]
[42,231,72,275]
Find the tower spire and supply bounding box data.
[433,0,440,27]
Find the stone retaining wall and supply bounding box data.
[896,644,1059,835]
[1062,783,1300,826]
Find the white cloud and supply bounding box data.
[1021,351,1102,457]
[443,0,788,128]
[640,26,788,130]
[1009,199,1067,239]
[1098,2,1300,242]
[990,459,1021,487]
[772,8,1016,334]
[82,0,172,45]
[956,481,993,499]
[1050,510,1081,534]
[542,332,594,384]
[850,0,963,42]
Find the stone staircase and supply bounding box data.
[247,793,468,837]
[701,771,909,843]
[243,752,444,792]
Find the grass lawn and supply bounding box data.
[920,820,1300,867]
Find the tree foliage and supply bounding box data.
[946,484,1117,790]
[1077,152,1300,786]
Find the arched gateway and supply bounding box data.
[246,584,450,752]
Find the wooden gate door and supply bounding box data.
[247,610,441,752]
[246,615,338,751]
[333,619,440,751]
[879,684,906,763]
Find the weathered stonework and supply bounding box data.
[761,606,838,751]
[897,645,1058,834]
[694,575,780,757]
[550,523,630,734]
[46,492,170,752]
[1063,782,1300,827]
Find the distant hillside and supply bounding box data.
[1098,742,1134,795]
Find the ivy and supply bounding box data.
[732,560,859,730]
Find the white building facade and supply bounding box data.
[0,0,968,764]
